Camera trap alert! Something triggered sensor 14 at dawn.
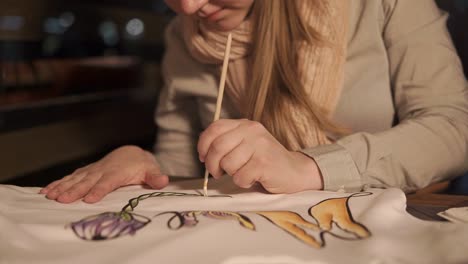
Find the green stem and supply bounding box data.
[121,192,201,212]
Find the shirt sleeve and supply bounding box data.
[301,0,468,193]
[154,18,214,178]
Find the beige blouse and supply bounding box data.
[154,0,468,193]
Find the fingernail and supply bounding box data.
[197,11,207,18]
[199,155,205,162]
[84,194,97,203]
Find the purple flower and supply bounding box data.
[71,212,150,241]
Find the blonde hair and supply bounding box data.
[244,0,345,150]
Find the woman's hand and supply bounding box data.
[40,146,169,203]
[198,119,323,193]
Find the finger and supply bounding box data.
[46,175,85,200]
[198,119,242,162]
[83,173,120,203]
[56,173,102,203]
[231,153,259,189]
[204,128,246,179]
[219,141,255,177]
[40,179,64,194]
[143,164,169,189]
[145,173,169,189]
[40,164,93,194]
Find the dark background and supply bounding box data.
[0,0,172,185]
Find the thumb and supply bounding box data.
[144,169,169,189]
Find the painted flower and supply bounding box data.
[159,211,256,231]
[70,211,150,241]
[203,211,256,231]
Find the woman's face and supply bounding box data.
[164,0,254,31]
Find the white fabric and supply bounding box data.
[0,179,467,264]
[438,207,468,224]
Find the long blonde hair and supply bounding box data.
[244,0,345,150]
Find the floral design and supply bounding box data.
[157,211,256,231]
[70,191,372,249]
[70,191,230,241]
[71,212,150,241]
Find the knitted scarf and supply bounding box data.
[181,0,348,150]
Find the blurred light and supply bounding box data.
[0,16,24,31]
[59,12,75,28]
[44,17,66,34]
[125,18,144,38]
[99,21,119,46]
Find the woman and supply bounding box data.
[41,0,468,204]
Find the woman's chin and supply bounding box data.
[201,18,242,32]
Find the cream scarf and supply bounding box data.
[181,1,348,150]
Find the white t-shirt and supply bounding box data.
[1,178,467,264]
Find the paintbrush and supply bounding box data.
[203,32,233,196]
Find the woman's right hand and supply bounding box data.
[39,145,169,204]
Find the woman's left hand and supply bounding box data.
[198,119,323,193]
